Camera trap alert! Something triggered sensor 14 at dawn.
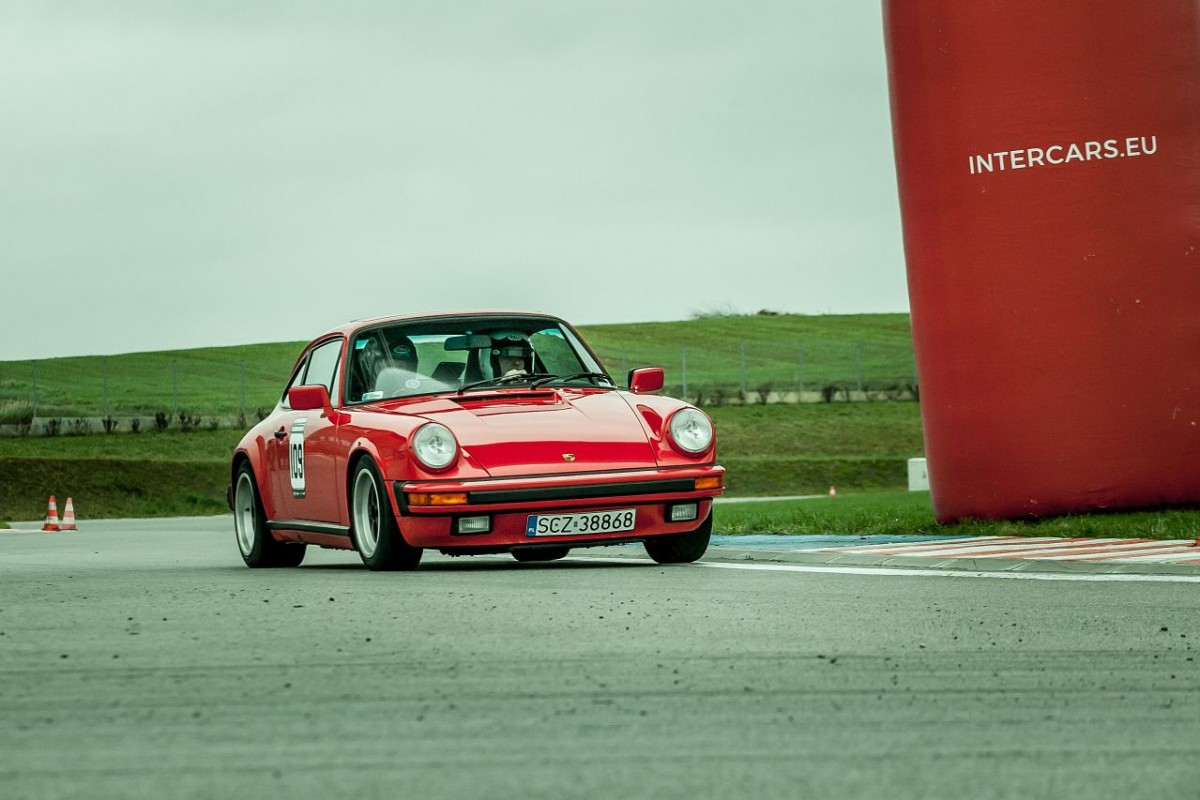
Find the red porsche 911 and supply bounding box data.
[229,311,724,570]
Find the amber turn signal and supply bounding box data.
[408,492,469,506]
[694,476,722,490]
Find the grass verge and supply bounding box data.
[0,429,243,461]
[0,458,229,521]
[0,313,916,418]
[715,491,1200,540]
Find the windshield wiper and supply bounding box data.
[530,372,615,388]
[457,373,556,394]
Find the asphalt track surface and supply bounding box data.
[2,518,1199,800]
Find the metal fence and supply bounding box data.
[593,339,918,404]
[0,355,286,433]
[0,339,917,433]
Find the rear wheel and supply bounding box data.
[233,463,306,568]
[643,512,711,565]
[512,546,571,562]
[350,457,423,571]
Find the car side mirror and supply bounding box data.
[288,384,332,412]
[628,367,664,394]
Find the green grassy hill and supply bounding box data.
[582,313,916,397]
[0,342,303,423]
[0,313,914,421]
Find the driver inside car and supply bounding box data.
[489,331,535,377]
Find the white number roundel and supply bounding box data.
[289,417,308,498]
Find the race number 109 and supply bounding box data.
[525,508,637,537]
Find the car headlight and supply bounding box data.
[411,422,459,470]
[667,408,714,455]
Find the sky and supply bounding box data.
[0,1,908,361]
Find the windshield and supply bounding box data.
[345,316,613,404]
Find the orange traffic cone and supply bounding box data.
[828,485,838,499]
[60,497,78,531]
[42,495,60,532]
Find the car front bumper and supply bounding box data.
[391,465,724,549]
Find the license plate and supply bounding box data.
[525,508,637,537]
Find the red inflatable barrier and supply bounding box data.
[884,1,1200,522]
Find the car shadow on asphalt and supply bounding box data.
[294,558,653,573]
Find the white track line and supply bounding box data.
[821,537,1109,558]
[826,536,1049,553]
[813,537,1200,564]
[1022,544,1200,561]
[1115,550,1200,563]
[714,495,826,504]
[569,556,1200,583]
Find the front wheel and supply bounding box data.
[350,458,423,571]
[232,463,306,568]
[643,512,711,565]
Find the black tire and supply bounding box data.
[350,457,423,571]
[512,546,571,563]
[643,512,712,565]
[232,462,307,568]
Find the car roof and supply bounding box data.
[319,310,569,341]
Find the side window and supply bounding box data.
[279,361,307,409]
[303,339,343,395]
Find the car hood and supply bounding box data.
[376,389,657,476]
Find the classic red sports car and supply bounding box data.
[229,311,724,570]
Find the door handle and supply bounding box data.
[274,428,287,440]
